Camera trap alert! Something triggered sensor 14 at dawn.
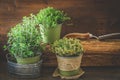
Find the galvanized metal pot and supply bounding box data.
[6,54,42,78]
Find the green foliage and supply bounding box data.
[51,38,83,57]
[37,7,70,28]
[5,14,42,58]
[4,7,71,58]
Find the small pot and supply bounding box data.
[40,24,62,43]
[6,54,42,78]
[56,54,83,76]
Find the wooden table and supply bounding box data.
[0,62,120,80]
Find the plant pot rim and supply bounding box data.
[15,54,41,59]
[6,54,42,64]
[7,59,43,66]
[56,54,83,58]
[6,54,42,65]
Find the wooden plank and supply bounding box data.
[0,0,120,33]
[81,39,120,54]
[43,54,120,67]
[0,62,120,80]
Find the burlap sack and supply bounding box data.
[57,54,83,71]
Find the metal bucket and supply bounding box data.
[6,54,42,78]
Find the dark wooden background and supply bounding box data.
[0,0,120,66]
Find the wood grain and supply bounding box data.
[0,0,120,36]
[43,54,120,67]
[81,39,120,54]
[0,62,120,80]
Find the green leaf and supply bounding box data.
[37,7,70,28]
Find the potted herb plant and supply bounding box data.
[37,7,70,44]
[51,38,84,79]
[4,14,43,78]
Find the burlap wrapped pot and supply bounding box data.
[56,54,83,77]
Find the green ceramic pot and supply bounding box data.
[16,55,40,64]
[40,24,62,44]
[56,55,83,76]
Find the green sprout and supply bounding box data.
[5,14,42,58]
[37,7,70,28]
[51,38,83,57]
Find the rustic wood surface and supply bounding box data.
[82,39,120,54]
[0,0,120,39]
[43,54,120,67]
[0,62,120,80]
